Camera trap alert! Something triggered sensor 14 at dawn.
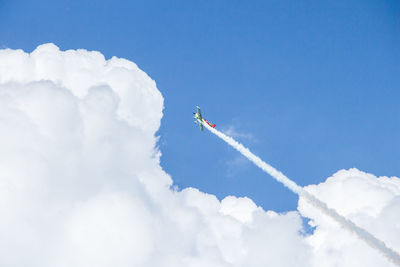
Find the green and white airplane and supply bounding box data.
[193,106,215,131]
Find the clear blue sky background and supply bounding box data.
[1,0,399,212]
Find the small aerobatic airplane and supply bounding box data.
[193,106,215,131]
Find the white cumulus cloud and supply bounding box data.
[0,44,398,267]
[299,169,400,267]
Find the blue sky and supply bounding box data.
[1,0,399,212]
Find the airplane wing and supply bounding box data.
[194,106,204,131]
[196,106,202,119]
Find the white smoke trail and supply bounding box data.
[201,121,400,266]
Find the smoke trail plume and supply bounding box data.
[201,121,400,266]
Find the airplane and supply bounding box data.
[193,106,215,131]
